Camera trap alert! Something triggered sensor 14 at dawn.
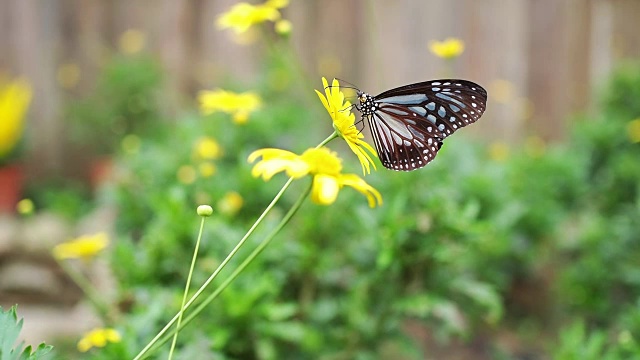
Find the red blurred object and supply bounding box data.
[89,157,114,189]
[0,164,24,213]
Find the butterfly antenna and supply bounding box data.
[335,77,360,91]
[340,103,357,113]
[324,78,360,92]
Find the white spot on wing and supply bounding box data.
[378,94,428,104]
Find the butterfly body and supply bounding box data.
[355,80,487,171]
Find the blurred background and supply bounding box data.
[1,0,640,359]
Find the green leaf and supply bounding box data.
[0,306,53,360]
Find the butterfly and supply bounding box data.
[355,80,487,171]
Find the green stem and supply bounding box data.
[142,180,313,359]
[167,216,206,359]
[135,133,338,360]
[55,258,114,324]
[318,132,338,148]
[133,176,295,360]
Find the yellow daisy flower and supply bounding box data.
[429,38,465,59]
[315,77,377,175]
[249,147,382,207]
[16,198,34,215]
[77,328,121,352]
[0,77,31,160]
[194,137,222,160]
[52,233,109,260]
[217,2,280,34]
[198,89,261,124]
[217,191,244,216]
[275,19,292,36]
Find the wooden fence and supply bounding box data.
[1,0,639,178]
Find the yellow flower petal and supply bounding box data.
[315,77,377,174]
[0,77,31,159]
[199,162,217,177]
[275,19,292,35]
[119,29,146,54]
[248,148,310,180]
[300,147,342,175]
[194,137,222,160]
[265,0,289,9]
[311,174,340,205]
[16,198,34,215]
[217,191,244,216]
[52,233,109,260]
[429,38,465,59]
[77,328,121,352]
[217,2,280,34]
[338,174,383,208]
[198,89,261,123]
[233,110,249,124]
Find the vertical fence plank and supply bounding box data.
[1,0,638,178]
[11,0,64,177]
[611,0,640,61]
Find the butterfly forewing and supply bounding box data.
[358,79,487,171]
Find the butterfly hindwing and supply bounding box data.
[368,103,444,171]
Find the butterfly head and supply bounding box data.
[356,90,376,116]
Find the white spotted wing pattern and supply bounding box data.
[356,79,487,171]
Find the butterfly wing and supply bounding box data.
[367,79,487,171]
[367,103,444,171]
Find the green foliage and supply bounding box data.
[24,179,93,220]
[551,320,640,360]
[66,53,163,155]
[53,50,640,358]
[0,306,53,360]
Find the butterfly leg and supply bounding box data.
[353,116,366,133]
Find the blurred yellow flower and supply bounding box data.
[199,162,217,178]
[57,63,81,89]
[249,147,382,207]
[316,55,342,78]
[217,191,244,215]
[517,97,535,120]
[525,136,546,158]
[177,165,197,184]
[489,79,514,104]
[121,134,142,155]
[429,38,465,59]
[119,29,146,54]
[217,0,289,35]
[198,89,261,124]
[275,19,292,35]
[265,0,289,8]
[488,142,509,162]
[0,77,31,160]
[53,233,109,260]
[627,118,640,143]
[315,77,377,175]
[194,137,222,160]
[16,198,34,215]
[77,328,121,352]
